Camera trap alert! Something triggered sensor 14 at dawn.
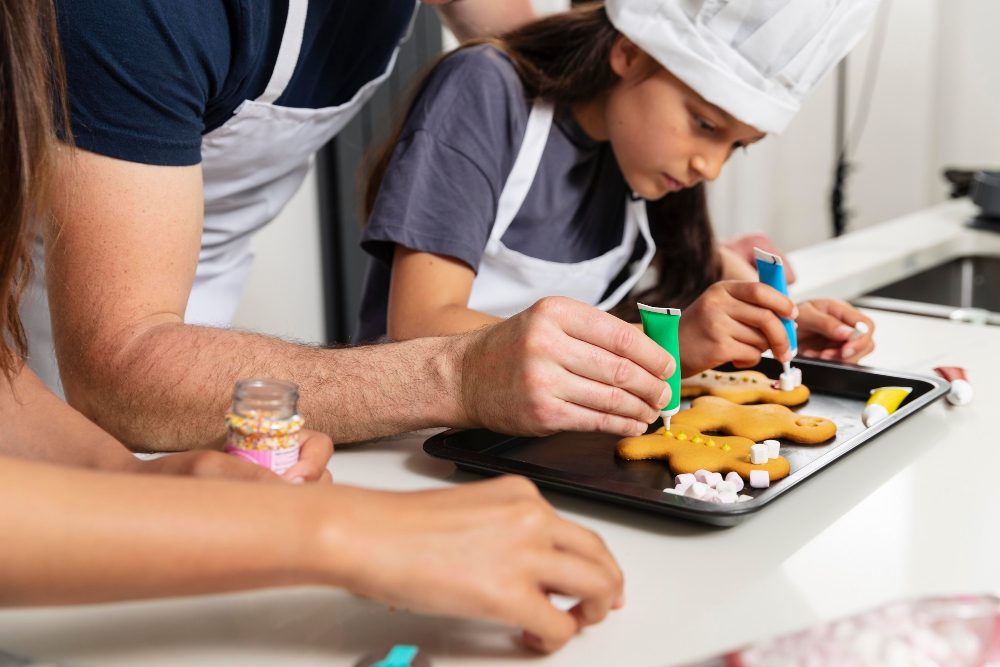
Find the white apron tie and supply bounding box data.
[466,101,656,319]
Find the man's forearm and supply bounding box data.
[0,456,338,605]
[63,321,471,451]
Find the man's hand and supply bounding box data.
[332,476,624,654]
[139,429,334,483]
[679,281,798,376]
[796,299,875,363]
[456,297,675,437]
[722,233,797,284]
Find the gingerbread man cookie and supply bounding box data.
[616,425,790,482]
[673,396,836,444]
[681,370,810,406]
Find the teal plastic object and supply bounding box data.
[371,645,419,667]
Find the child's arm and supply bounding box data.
[387,245,502,339]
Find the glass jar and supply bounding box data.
[224,378,304,475]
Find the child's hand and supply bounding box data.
[678,281,798,375]
[138,429,334,483]
[796,299,875,363]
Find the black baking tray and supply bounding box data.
[423,358,949,526]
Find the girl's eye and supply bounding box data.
[697,118,716,132]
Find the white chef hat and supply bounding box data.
[605,0,881,134]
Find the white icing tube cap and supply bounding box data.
[947,379,974,406]
[862,403,889,428]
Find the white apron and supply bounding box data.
[24,0,418,392]
[466,101,656,318]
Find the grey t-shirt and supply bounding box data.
[356,44,641,341]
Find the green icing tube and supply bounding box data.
[638,303,680,426]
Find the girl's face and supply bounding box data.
[600,36,767,200]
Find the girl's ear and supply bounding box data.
[609,34,648,79]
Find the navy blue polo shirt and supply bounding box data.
[55,0,416,166]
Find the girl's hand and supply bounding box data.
[796,299,875,363]
[138,429,334,484]
[721,233,797,283]
[329,476,624,654]
[678,281,798,375]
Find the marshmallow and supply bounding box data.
[737,494,754,502]
[717,492,738,504]
[791,367,803,387]
[946,379,974,406]
[685,481,708,498]
[674,482,692,495]
[715,480,736,494]
[779,371,796,392]
[694,470,712,484]
[706,472,723,489]
[750,444,769,465]
[750,470,770,488]
[725,471,745,492]
[675,473,696,487]
[663,487,684,495]
[764,439,780,459]
[701,488,720,502]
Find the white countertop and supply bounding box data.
[2,201,999,666]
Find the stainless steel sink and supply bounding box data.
[853,256,1000,325]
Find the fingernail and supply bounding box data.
[842,346,855,358]
[659,384,671,409]
[790,306,799,319]
[835,325,854,339]
[782,351,794,363]
[636,421,647,435]
[663,357,676,379]
[614,593,626,609]
[291,477,305,484]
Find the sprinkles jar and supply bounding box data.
[224,378,303,475]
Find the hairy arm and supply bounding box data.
[387,245,500,339]
[49,150,676,451]
[433,0,536,41]
[0,459,622,653]
[47,150,467,450]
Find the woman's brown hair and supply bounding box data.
[0,0,70,384]
[362,2,720,321]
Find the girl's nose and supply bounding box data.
[690,153,724,182]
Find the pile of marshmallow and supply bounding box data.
[664,440,781,503]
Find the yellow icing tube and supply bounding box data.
[862,386,913,427]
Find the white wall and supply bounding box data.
[711,0,1000,251]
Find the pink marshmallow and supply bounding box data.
[749,470,770,488]
[707,472,723,488]
[725,471,745,492]
[675,473,696,487]
[694,470,712,484]
[674,482,693,495]
[701,488,720,502]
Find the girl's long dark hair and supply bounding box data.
[362,2,720,321]
[0,0,71,383]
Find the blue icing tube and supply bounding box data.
[754,247,797,357]
[371,646,420,667]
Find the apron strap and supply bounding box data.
[257,0,310,104]
[594,197,657,311]
[489,100,555,244]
